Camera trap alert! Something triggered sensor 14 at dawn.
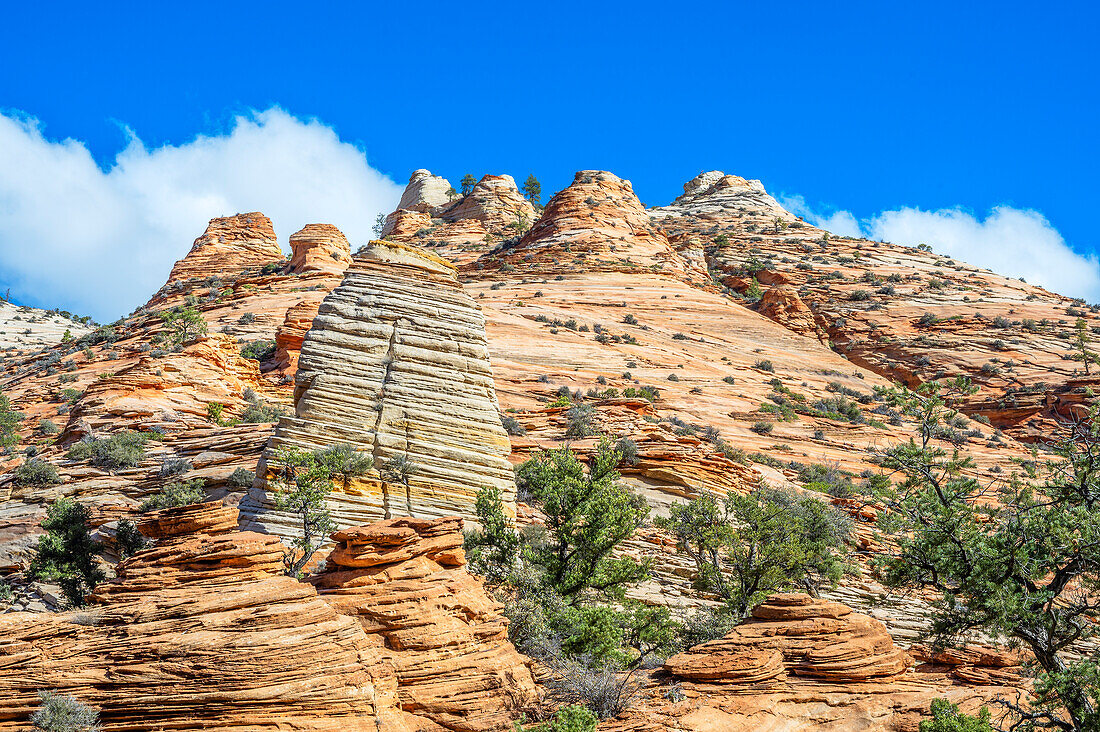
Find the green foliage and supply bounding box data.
[564,404,598,438]
[157,305,207,348]
[0,390,23,447]
[237,388,289,424]
[206,401,225,425]
[13,459,61,486]
[114,519,148,559]
[522,174,542,205]
[38,418,60,435]
[1071,318,1100,375]
[919,699,993,732]
[754,359,775,372]
[460,173,477,196]
[530,705,596,732]
[27,499,104,607]
[240,339,276,362]
[227,467,256,488]
[465,485,521,584]
[517,440,649,601]
[31,690,101,732]
[875,378,1100,731]
[138,478,206,513]
[67,431,148,471]
[470,440,671,679]
[658,487,851,618]
[501,414,526,436]
[269,444,373,577]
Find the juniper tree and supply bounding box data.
[460,173,477,196]
[874,378,1100,731]
[1071,318,1099,375]
[658,486,851,618]
[268,444,373,577]
[27,499,104,607]
[522,174,542,205]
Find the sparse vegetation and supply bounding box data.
[268,444,374,577]
[66,431,148,471]
[138,478,206,513]
[30,690,101,732]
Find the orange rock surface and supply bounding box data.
[313,516,538,732]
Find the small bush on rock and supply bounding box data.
[138,478,206,513]
[14,459,61,486]
[31,690,101,732]
[67,431,148,471]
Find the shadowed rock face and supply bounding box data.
[240,239,516,536]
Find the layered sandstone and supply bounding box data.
[440,174,537,232]
[0,301,92,350]
[162,212,284,286]
[472,170,706,285]
[397,169,457,213]
[240,239,516,537]
[273,297,324,372]
[653,170,1098,441]
[0,502,410,731]
[289,223,353,274]
[666,594,910,683]
[313,516,537,731]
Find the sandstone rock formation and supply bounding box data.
[0,301,91,350]
[758,284,825,341]
[289,223,353,274]
[241,239,516,537]
[162,212,284,287]
[0,501,412,731]
[666,593,911,683]
[273,297,324,372]
[475,170,701,283]
[397,169,456,213]
[313,516,537,731]
[440,174,536,232]
[653,169,1098,441]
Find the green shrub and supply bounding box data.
[226,467,255,488]
[115,519,148,559]
[13,459,61,486]
[501,414,526,436]
[38,419,60,435]
[564,404,597,438]
[754,359,774,372]
[750,421,774,435]
[67,431,148,471]
[534,705,597,732]
[918,698,992,732]
[240,339,276,361]
[138,478,206,513]
[31,690,101,732]
[27,499,104,607]
[0,391,23,447]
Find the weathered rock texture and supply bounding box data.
[162,212,284,288]
[0,300,91,350]
[666,594,911,683]
[397,169,456,213]
[0,213,350,572]
[440,174,536,232]
[595,593,1003,732]
[652,169,1100,442]
[313,516,537,731]
[290,223,353,274]
[0,502,411,731]
[241,240,516,537]
[383,172,537,266]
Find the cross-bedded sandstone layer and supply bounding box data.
[241,239,517,537]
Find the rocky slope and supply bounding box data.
[652,170,1097,441]
[0,300,92,350]
[0,502,534,731]
[0,165,1086,729]
[0,213,351,572]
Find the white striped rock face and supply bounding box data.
[241,240,516,536]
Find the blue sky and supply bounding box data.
[1,1,1098,320]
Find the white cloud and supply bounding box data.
[0,108,402,321]
[779,193,1100,302]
